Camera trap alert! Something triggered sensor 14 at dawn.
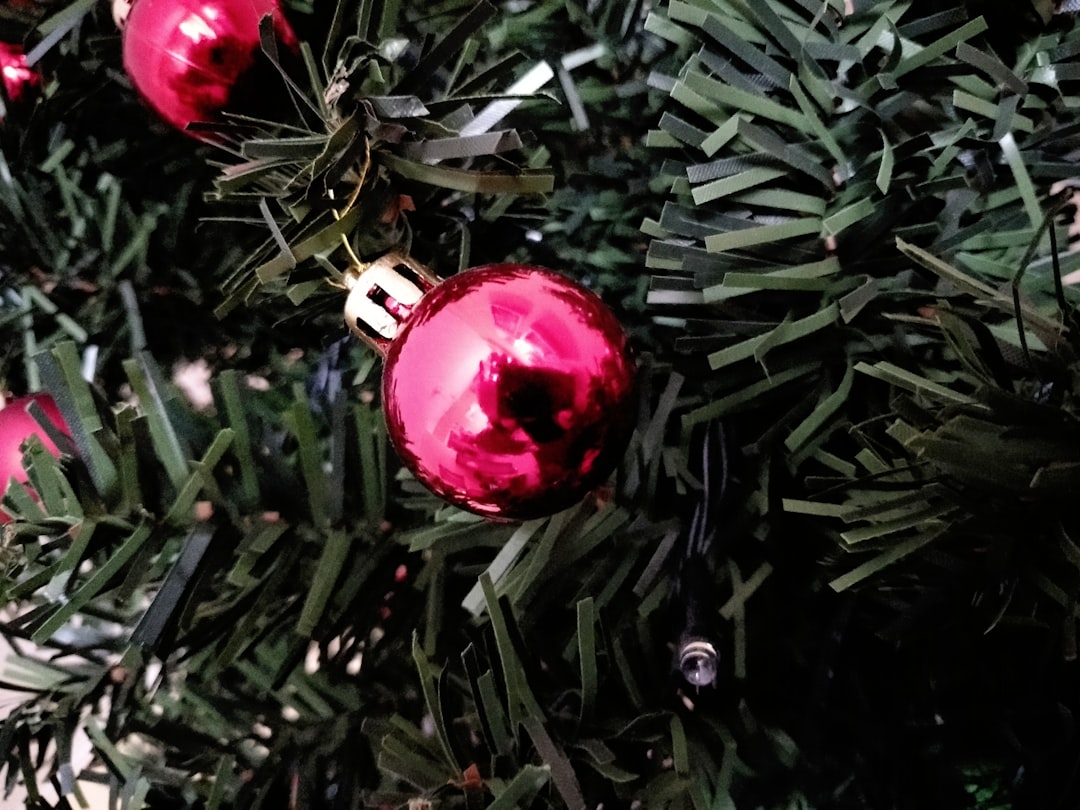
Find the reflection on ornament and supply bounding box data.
[346,255,637,520]
[0,41,39,114]
[0,393,70,523]
[121,0,297,137]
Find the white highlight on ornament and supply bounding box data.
[178,13,217,44]
[460,61,555,137]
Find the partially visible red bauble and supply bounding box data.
[0,393,70,522]
[121,0,298,137]
[0,41,40,113]
[350,261,637,520]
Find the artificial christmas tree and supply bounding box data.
[3,0,1080,809]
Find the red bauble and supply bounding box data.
[0,393,69,522]
[121,0,297,136]
[0,41,39,110]
[357,262,637,520]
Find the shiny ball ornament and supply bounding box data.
[0,393,69,522]
[346,255,637,520]
[121,0,297,136]
[0,41,39,111]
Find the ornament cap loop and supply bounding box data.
[344,252,439,354]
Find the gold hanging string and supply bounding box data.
[328,136,374,291]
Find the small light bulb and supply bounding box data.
[679,638,718,687]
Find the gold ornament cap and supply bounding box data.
[343,252,440,354]
[112,0,134,29]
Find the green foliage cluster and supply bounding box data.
[643,0,1080,805]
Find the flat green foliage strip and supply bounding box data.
[576,597,598,728]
